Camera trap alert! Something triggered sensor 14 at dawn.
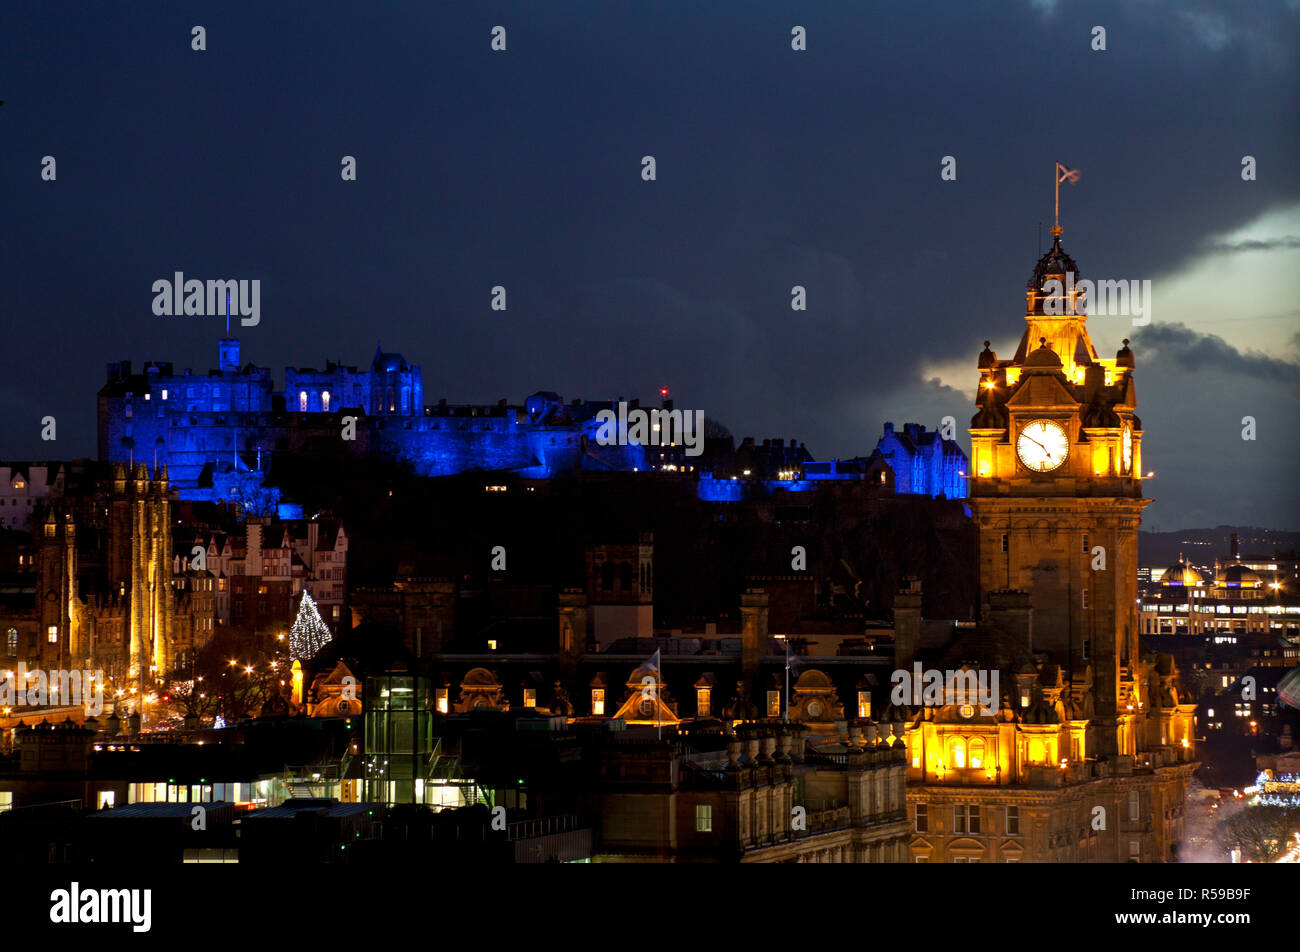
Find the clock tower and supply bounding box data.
[967,225,1146,757]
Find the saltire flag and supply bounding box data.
[1056,162,1080,184]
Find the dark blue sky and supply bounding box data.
[2,1,1298,528]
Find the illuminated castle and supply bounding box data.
[98,340,648,501]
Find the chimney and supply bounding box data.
[892,578,923,669]
[740,589,769,689]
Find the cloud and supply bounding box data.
[1135,323,1300,389]
[1205,236,1300,253]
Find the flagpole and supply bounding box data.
[784,640,790,724]
[1054,163,1060,233]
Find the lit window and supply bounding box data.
[487,639,497,651]
[858,691,871,719]
[321,391,330,412]
[592,688,605,716]
[46,625,58,644]
[98,791,116,809]
[766,690,781,717]
[950,737,967,768]
[695,804,713,832]
[1005,805,1019,834]
[161,389,168,400]
[696,688,710,717]
[1028,739,1044,763]
[969,737,985,769]
[436,688,449,714]
[299,391,308,412]
[523,688,536,708]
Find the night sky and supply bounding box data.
[2,1,1297,529]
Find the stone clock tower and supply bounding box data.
[968,227,1146,757]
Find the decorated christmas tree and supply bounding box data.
[288,590,332,661]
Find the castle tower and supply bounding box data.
[219,338,241,373]
[38,511,81,670]
[967,224,1146,758]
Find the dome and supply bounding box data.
[1161,557,1207,587]
[1023,339,1063,368]
[1216,563,1263,589]
[1026,235,1080,291]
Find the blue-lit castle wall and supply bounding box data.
[97,341,958,503]
[98,341,646,500]
[873,422,967,499]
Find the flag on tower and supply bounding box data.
[1056,162,1080,183]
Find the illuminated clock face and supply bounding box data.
[1121,425,1133,474]
[1016,419,1069,473]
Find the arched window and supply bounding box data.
[600,562,614,591]
[969,737,986,769]
[321,391,330,412]
[299,391,308,412]
[619,562,634,592]
[948,736,966,769]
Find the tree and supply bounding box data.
[289,591,332,661]
[1215,804,1298,862]
[161,626,282,725]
